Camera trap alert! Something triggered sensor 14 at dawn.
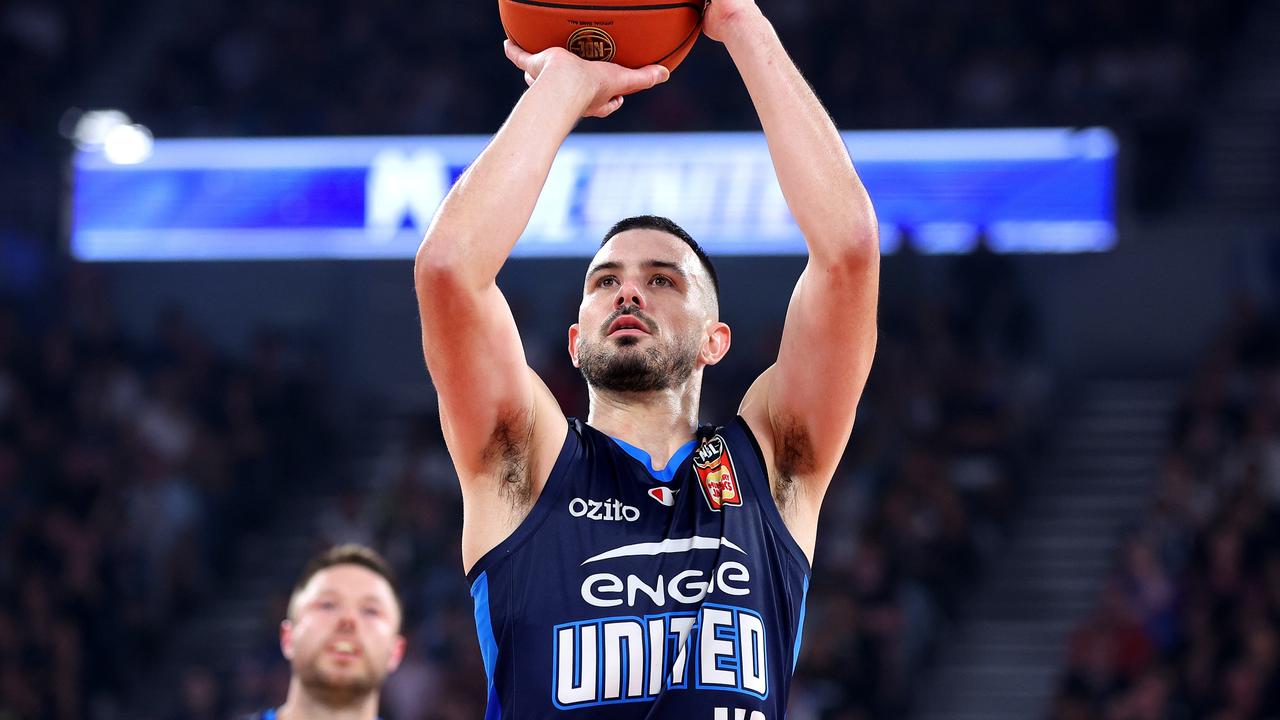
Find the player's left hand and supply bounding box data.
[701,0,766,44]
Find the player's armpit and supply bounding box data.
[741,247,879,508]
[414,259,567,491]
[457,370,568,573]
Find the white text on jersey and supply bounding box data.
[553,604,769,709]
[569,498,640,522]
[582,561,752,609]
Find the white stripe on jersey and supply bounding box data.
[581,537,747,565]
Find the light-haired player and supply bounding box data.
[251,545,406,720]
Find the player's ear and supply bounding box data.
[280,619,295,660]
[568,324,582,368]
[700,321,731,366]
[387,634,408,673]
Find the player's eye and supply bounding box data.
[360,606,382,618]
[597,276,618,288]
[650,275,673,287]
[318,600,337,611]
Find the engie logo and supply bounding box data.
[570,498,639,522]
[693,435,743,511]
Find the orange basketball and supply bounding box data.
[499,0,703,72]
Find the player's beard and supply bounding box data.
[578,330,699,393]
[294,647,382,707]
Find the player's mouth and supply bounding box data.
[607,315,652,338]
[326,639,363,659]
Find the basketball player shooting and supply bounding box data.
[414,1,879,717]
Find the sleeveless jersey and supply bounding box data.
[467,417,812,720]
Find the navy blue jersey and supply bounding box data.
[467,417,812,720]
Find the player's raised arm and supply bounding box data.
[414,44,668,568]
[712,3,880,536]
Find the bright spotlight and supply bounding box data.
[102,124,154,165]
[73,109,132,150]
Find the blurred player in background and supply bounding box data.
[250,545,406,720]
[415,0,878,716]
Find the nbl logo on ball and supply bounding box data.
[693,435,743,511]
[567,27,616,62]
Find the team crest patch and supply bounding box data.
[693,435,743,511]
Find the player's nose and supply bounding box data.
[613,281,646,309]
[335,607,358,629]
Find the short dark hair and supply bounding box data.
[288,544,402,622]
[601,216,720,302]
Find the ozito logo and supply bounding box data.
[693,435,743,511]
[570,498,639,522]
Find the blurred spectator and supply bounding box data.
[1053,300,1280,720]
[0,285,334,720]
[169,667,224,720]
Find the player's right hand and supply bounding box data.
[503,40,669,118]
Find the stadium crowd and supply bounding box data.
[106,0,1252,135]
[0,0,1260,240]
[1052,299,1280,720]
[0,269,334,720]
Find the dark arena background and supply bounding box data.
[2,0,1280,718]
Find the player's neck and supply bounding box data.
[277,680,379,720]
[586,382,701,466]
